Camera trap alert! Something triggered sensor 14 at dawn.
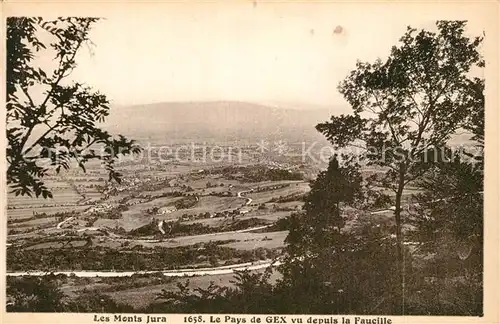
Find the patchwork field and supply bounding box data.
[246,182,310,205]
[7,158,413,310]
[7,205,90,220]
[8,188,83,208]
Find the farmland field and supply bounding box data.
[8,189,83,208]
[7,205,90,220]
[6,151,416,310]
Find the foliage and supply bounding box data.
[67,291,135,312]
[221,165,303,182]
[411,153,483,244]
[403,275,483,316]
[128,217,269,238]
[7,276,67,312]
[274,155,407,314]
[6,17,141,198]
[174,195,199,209]
[148,269,280,313]
[316,20,484,272]
[278,233,409,314]
[151,280,232,313]
[408,150,483,284]
[285,155,362,252]
[6,242,278,271]
[5,21,485,316]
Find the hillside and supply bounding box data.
[103,101,336,144]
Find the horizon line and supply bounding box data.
[109,99,345,111]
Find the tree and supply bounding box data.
[68,291,134,312]
[316,21,484,282]
[403,149,484,316]
[6,17,141,198]
[7,276,67,312]
[276,156,405,314]
[285,155,362,252]
[410,149,483,268]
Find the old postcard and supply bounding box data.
[1,1,498,324]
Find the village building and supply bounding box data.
[157,206,177,215]
[239,206,251,215]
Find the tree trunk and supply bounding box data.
[394,163,407,313]
[394,182,404,270]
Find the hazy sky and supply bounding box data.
[62,3,485,108]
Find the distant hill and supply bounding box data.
[103,101,338,144]
[102,101,477,148]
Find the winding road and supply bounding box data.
[56,216,75,229]
[237,190,253,206]
[154,190,254,235]
[158,220,166,235]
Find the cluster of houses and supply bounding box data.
[254,183,291,193]
[213,207,253,218]
[84,203,113,215]
[165,206,253,223]
[157,206,177,215]
[265,161,291,169]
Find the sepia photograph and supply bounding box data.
[1,1,497,321]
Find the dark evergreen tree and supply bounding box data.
[275,156,406,314]
[285,155,362,252]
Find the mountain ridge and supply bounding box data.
[103,101,338,143]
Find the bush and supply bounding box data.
[67,292,134,312]
[7,276,67,312]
